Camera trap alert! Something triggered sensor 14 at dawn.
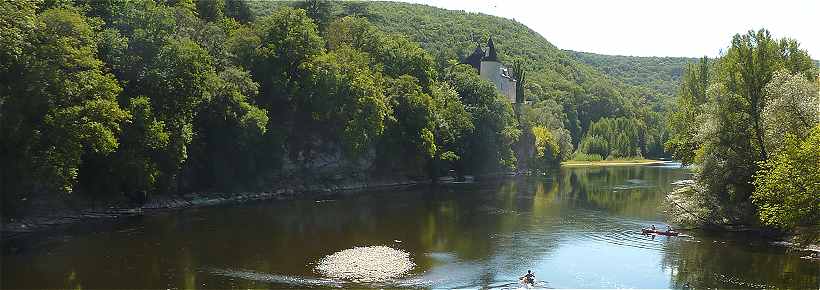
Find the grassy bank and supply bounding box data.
[561,159,666,167]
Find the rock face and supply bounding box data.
[315,246,414,283]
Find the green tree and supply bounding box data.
[240,7,323,107]
[716,29,817,162]
[519,97,573,162]
[579,135,609,159]
[666,29,818,225]
[666,57,709,165]
[429,81,474,177]
[225,25,259,70]
[445,64,520,174]
[196,0,225,22]
[578,117,646,159]
[341,2,373,19]
[326,16,382,53]
[374,76,437,175]
[326,16,436,87]
[225,0,254,23]
[512,59,527,103]
[0,0,37,74]
[301,46,390,156]
[229,7,323,166]
[108,0,178,87]
[110,96,169,202]
[1,7,128,214]
[761,70,820,153]
[704,29,815,203]
[142,38,218,193]
[295,0,332,32]
[531,126,560,172]
[189,67,268,192]
[752,125,820,229]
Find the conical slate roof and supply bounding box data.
[464,44,485,71]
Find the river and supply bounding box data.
[2,162,818,288]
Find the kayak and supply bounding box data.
[519,278,535,288]
[642,229,680,236]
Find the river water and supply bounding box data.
[2,163,818,289]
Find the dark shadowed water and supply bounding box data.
[3,163,818,289]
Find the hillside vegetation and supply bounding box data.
[251,1,672,159]
[1,0,519,218]
[2,0,695,219]
[566,51,697,99]
[366,2,674,158]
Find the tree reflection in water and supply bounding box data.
[3,164,818,288]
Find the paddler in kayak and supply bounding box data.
[520,270,535,285]
[642,225,680,236]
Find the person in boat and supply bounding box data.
[641,225,656,235]
[520,270,535,285]
[666,226,674,233]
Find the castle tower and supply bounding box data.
[464,45,485,71]
[479,37,516,103]
[461,37,518,103]
[485,37,498,61]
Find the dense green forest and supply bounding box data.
[1,0,686,219]
[666,29,819,231]
[251,1,673,161]
[566,51,696,99]
[1,0,526,218]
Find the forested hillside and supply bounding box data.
[369,2,678,159]
[1,0,520,218]
[2,0,688,219]
[566,51,697,99]
[250,1,672,160]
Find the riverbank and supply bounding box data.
[1,178,427,241]
[788,226,820,260]
[666,184,820,261]
[561,159,666,167]
[5,164,816,289]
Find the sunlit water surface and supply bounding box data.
[3,163,819,288]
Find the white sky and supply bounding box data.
[396,0,820,58]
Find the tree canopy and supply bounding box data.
[1,0,522,218]
[666,28,819,229]
[248,1,675,161]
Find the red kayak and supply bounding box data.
[642,229,680,236]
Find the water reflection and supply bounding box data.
[661,232,820,288]
[2,162,818,288]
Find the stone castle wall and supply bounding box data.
[480,60,517,103]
